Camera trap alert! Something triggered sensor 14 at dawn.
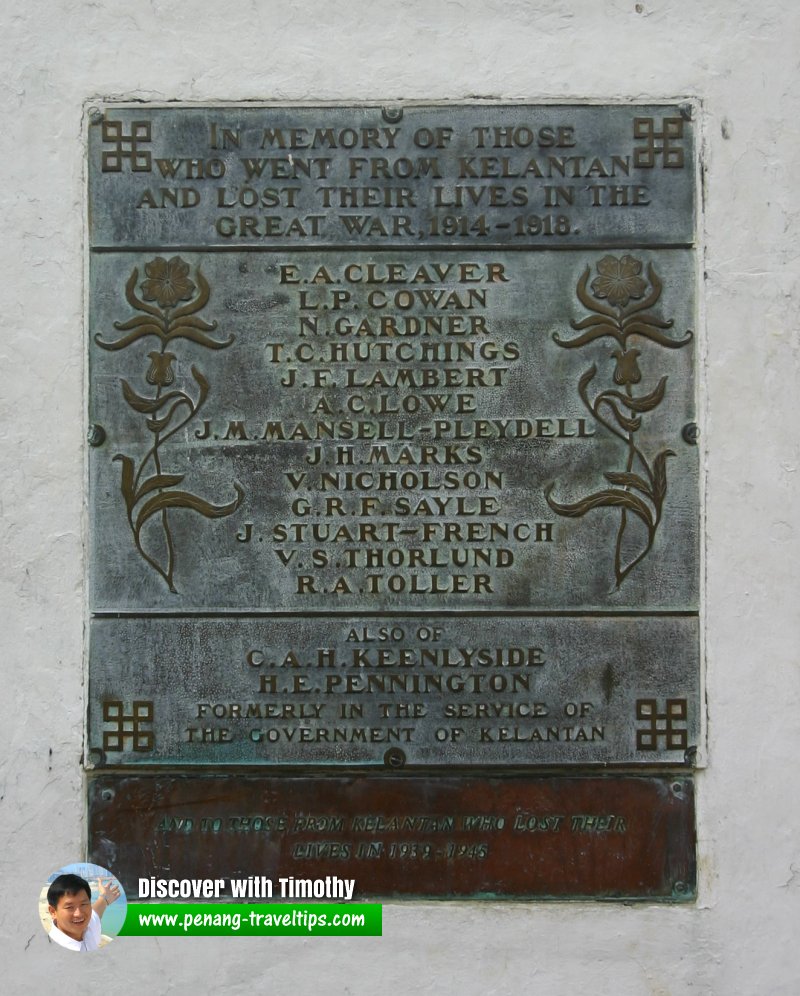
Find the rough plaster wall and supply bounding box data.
[1,1,798,993]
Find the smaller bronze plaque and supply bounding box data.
[89,774,695,900]
[88,615,699,768]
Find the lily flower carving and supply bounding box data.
[546,255,693,588]
[94,256,243,592]
[95,256,234,353]
[141,256,195,307]
[590,254,648,308]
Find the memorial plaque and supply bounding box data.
[86,103,700,897]
[87,615,698,767]
[89,774,695,901]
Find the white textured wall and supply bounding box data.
[2,1,799,993]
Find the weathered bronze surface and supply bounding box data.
[89,248,697,611]
[87,103,699,899]
[88,774,696,900]
[88,615,699,766]
[88,104,698,613]
[89,105,694,249]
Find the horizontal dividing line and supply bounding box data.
[90,242,695,254]
[92,609,699,620]
[90,101,694,109]
[87,764,696,777]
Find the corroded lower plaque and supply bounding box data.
[88,775,696,900]
[87,102,701,899]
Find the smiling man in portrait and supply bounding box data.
[47,873,120,952]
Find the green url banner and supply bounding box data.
[120,903,382,937]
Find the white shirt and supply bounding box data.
[49,910,102,951]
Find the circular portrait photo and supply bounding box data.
[40,862,127,951]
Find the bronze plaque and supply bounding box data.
[87,103,699,897]
[89,774,695,900]
[87,615,698,767]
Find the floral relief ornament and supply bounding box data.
[141,256,196,307]
[545,254,692,588]
[590,254,648,309]
[95,256,243,592]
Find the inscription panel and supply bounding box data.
[88,615,698,767]
[89,248,697,612]
[89,104,695,249]
[88,774,696,901]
